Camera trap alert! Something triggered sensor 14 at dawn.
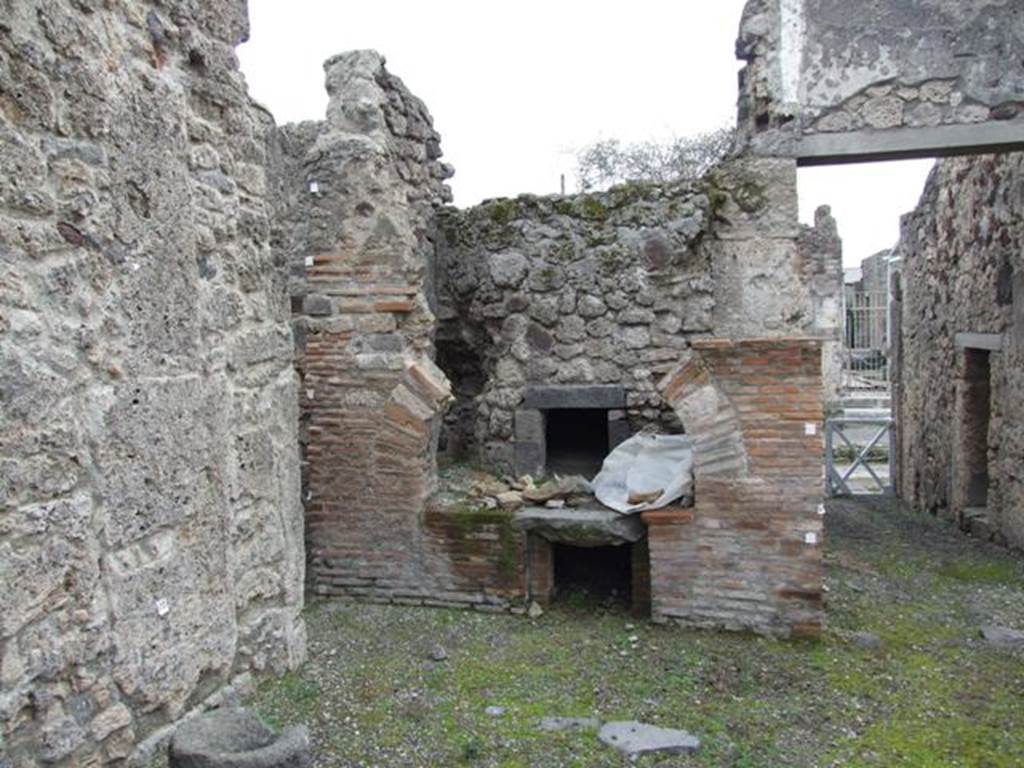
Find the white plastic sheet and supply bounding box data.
[592,434,694,515]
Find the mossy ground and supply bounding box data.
[250,497,1024,767]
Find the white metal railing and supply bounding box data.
[825,417,895,496]
[843,289,889,384]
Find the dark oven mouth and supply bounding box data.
[514,384,629,481]
[553,542,632,607]
[544,408,610,479]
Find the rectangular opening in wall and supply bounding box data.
[434,334,486,461]
[962,347,992,511]
[544,408,609,479]
[553,543,631,608]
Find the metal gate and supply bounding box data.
[843,290,890,385]
[825,417,895,496]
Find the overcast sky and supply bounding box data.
[238,1,933,268]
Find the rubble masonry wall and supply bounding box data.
[436,160,840,472]
[895,152,1024,549]
[0,2,306,764]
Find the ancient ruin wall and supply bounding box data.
[798,206,843,407]
[435,158,826,474]
[895,152,1024,548]
[279,59,832,634]
[427,160,829,635]
[275,52,471,606]
[0,2,305,764]
[736,0,1024,162]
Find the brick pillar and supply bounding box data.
[630,535,653,618]
[654,338,825,638]
[526,534,554,604]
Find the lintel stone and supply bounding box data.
[523,385,626,410]
[796,124,1024,167]
[955,333,1003,352]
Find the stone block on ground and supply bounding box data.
[169,708,311,768]
[597,720,700,758]
[980,625,1024,647]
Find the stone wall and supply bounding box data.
[798,206,843,406]
[736,0,1024,162]
[895,152,1024,549]
[1,3,307,765]
[435,158,824,474]
[0,2,306,764]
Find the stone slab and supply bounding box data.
[796,123,1024,167]
[955,333,1004,352]
[511,507,645,547]
[980,625,1024,648]
[522,385,625,410]
[597,720,700,758]
[538,716,600,733]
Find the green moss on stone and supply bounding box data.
[733,179,767,213]
[580,196,609,221]
[489,199,517,225]
[705,175,730,222]
[553,199,574,216]
[607,180,648,207]
[495,524,519,582]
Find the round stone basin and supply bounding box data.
[170,708,311,768]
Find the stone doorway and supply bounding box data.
[955,339,997,532]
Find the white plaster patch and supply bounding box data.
[678,383,722,425]
[779,0,806,107]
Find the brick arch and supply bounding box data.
[306,354,451,598]
[382,357,453,448]
[659,348,750,480]
[649,337,827,638]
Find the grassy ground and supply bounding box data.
[248,497,1024,767]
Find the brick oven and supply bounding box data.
[284,52,831,638]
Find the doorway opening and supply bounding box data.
[434,334,486,460]
[960,347,992,517]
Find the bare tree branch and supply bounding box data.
[576,127,736,191]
